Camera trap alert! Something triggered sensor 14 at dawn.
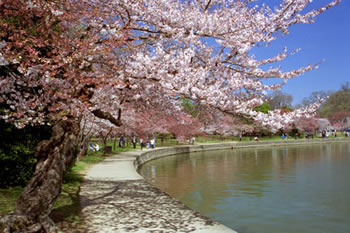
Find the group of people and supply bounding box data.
[145,138,156,149]
[89,143,100,151]
[119,136,156,150]
[321,130,343,138]
[281,133,287,140]
[89,136,157,152]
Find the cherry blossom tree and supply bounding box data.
[196,107,234,135]
[118,0,339,129]
[329,111,350,129]
[122,102,203,143]
[0,0,340,231]
[293,115,319,133]
[0,0,128,231]
[318,118,333,132]
[168,114,204,143]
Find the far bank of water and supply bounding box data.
[140,142,350,233]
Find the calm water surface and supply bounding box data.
[140,142,350,233]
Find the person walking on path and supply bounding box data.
[146,138,150,148]
[132,136,137,149]
[119,136,125,148]
[150,138,155,149]
[140,138,144,150]
[190,136,195,145]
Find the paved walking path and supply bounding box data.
[79,149,236,233]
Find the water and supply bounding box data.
[140,142,350,233]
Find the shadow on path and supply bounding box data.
[80,179,216,233]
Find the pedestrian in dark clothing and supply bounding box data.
[132,136,137,149]
[119,136,125,148]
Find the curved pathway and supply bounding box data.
[79,149,236,233]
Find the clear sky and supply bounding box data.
[254,0,350,106]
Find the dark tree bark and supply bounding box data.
[0,119,80,233]
[92,109,121,127]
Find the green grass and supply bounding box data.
[0,186,23,215]
[86,140,135,155]
[0,153,108,228]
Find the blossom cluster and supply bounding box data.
[0,0,339,132]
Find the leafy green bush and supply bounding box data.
[0,120,51,187]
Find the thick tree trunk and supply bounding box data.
[0,119,80,233]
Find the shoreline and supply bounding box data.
[80,138,349,233]
[134,138,350,170]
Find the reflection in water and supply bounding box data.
[140,143,350,233]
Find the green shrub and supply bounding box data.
[0,120,51,187]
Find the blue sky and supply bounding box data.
[253,0,350,105]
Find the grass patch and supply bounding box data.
[86,140,135,156]
[0,153,109,229]
[0,186,23,215]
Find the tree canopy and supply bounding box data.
[319,82,350,119]
[0,0,339,131]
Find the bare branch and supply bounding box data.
[204,0,212,11]
[92,109,122,127]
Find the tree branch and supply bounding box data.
[92,109,122,127]
[204,0,212,11]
